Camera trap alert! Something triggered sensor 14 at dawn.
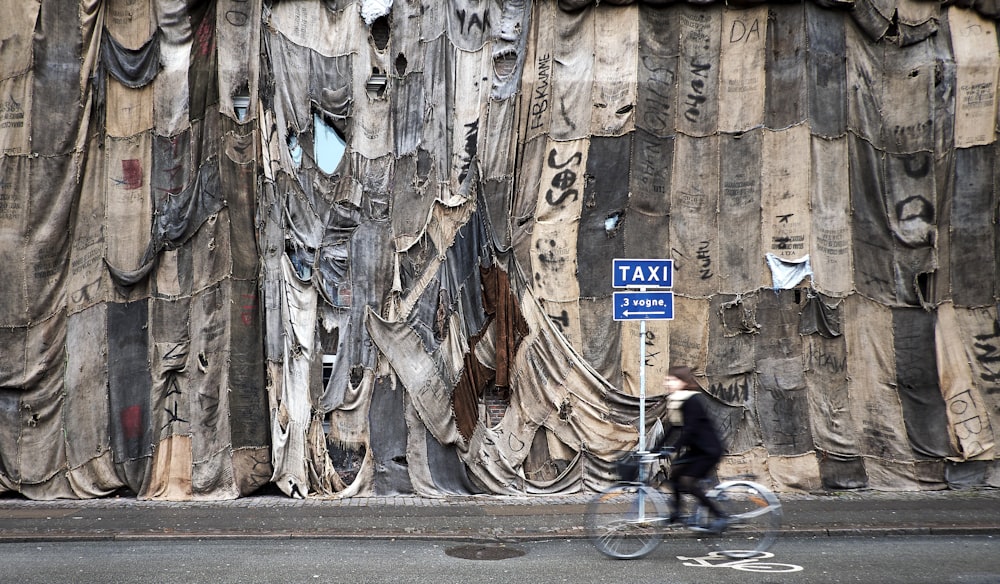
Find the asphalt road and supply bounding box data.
[1,534,997,584]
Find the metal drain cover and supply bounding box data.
[445,544,527,560]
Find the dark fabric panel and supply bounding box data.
[347,221,395,370]
[30,1,83,155]
[849,135,896,304]
[393,72,424,155]
[229,278,268,449]
[623,211,670,260]
[951,145,996,307]
[754,290,814,455]
[26,155,74,323]
[440,210,490,340]
[222,128,260,280]
[719,130,761,292]
[706,294,756,380]
[426,427,482,494]
[636,4,679,138]
[629,130,672,215]
[482,178,513,251]
[806,3,847,137]
[577,135,630,298]
[579,297,622,386]
[818,454,868,489]
[101,30,160,88]
[892,307,955,458]
[188,2,219,124]
[0,389,19,481]
[885,151,937,306]
[370,375,414,495]
[107,301,153,466]
[765,4,807,129]
[846,27,883,145]
[799,293,842,338]
[850,0,892,41]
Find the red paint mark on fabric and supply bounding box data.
[120,405,143,439]
[122,159,143,190]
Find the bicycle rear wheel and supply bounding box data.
[701,481,782,559]
[586,484,671,559]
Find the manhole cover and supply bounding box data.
[445,544,527,561]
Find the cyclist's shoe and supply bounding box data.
[708,516,729,534]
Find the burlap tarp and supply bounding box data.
[1,0,999,501]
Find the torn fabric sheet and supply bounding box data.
[766,253,814,290]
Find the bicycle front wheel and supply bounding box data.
[703,481,782,559]
[586,484,671,559]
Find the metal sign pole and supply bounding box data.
[638,318,646,453]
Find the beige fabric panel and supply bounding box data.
[69,141,111,314]
[804,333,861,457]
[142,434,194,500]
[540,299,583,359]
[191,211,234,292]
[719,6,767,133]
[949,7,999,148]
[105,0,153,49]
[154,0,193,136]
[530,138,586,302]
[106,80,155,138]
[896,0,938,30]
[719,446,771,488]
[550,7,594,141]
[217,0,262,122]
[520,1,555,143]
[762,125,811,265]
[935,302,996,460]
[64,306,115,475]
[269,257,319,498]
[810,136,853,296]
[0,3,38,80]
[269,1,357,57]
[352,44,393,160]
[881,40,935,154]
[0,74,31,156]
[451,47,489,195]
[590,4,637,137]
[668,295,710,369]
[0,155,26,325]
[482,98,517,181]
[952,305,1000,442]
[718,131,761,294]
[845,295,917,487]
[769,453,822,493]
[620,319,670,398]
[676,4,722,137]
[670,133,719,297]
[104,135,153,277]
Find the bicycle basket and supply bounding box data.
[614,451,641,481]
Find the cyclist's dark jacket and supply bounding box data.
[662,391,723,478]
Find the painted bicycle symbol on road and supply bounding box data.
[677,551,803,573]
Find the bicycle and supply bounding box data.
[586,449,782,560]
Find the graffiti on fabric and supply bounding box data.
[527,53,551,131]
[947,388,988,456]
[684,60,712,124]
[543,148,582,207]
[709,377,751,405]
[807,343,847,374]
[973,321,1000,389]
[639,56,675,133]
[224,0,252,26]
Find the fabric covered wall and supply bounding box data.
[0,0,997,500]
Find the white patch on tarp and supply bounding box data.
[360,0,392,25]
[765,253,813,290]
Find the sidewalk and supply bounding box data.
[0,488,998,543]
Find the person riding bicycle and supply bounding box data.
[658,365,729,533]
